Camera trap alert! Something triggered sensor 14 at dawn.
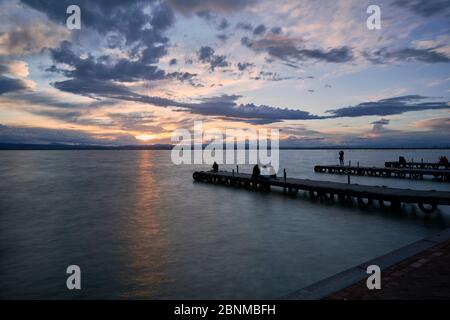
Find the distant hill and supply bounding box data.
[0,142,449,150]
[0,143,174,150]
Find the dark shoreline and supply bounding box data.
[1,143,450,151]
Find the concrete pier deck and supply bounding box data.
[193,171,450,213]
[385,161,450,170]
[314,165,450,182]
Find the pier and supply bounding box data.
[314,165,450,182]
[193,171,450,214]
[385,161,450,170]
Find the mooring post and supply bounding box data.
[357,161,359,168]
[283,168,287,193]
[237,165,239,174]
[349,160,351,167]
[347,170,351,184]
[232,169,234,177]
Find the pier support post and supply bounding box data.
[283,168,287,193]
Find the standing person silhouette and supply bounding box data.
[339,150,344,166]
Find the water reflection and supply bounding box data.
[121,151,171,298]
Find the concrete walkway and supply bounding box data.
[326,238,450,300]
[282,228,450,300]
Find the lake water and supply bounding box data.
[1,149,449,299]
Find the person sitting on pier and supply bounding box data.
[339,150,344,166]
[260,165,271,179]
[439,156,449,165]
[212,161,219,172]
[268,165,277,178]
[252,164,261,178]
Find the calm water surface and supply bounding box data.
[1,150,449,299]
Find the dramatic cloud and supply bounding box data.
[167,71,201,86]
[371,118,391,133]
[0,0,447,148]
[180,95,320,123]
[237,62,254,71]
[4,90,114,110]
[326,95,450,118]
[51,78,320,124]
[218,18,230,30]
[252,71,300,82]
[236,22,253,31]
[364,47,450,64]
[416,117,450,131]
[392,0,450,18]
[197,46,229,70]
[52,78,179,107]
[0,24,68,56]
[371,118,390,126]
[0,60,28,77]
[107,112,165,132]
[0,76,31,94]
[49,41,166,82]
[270,27,282,35]
[217,34,229,42]
[253,24,266,35]
[167,0,255,14]
[242,35,354,64]
[21,0,175,81]
[21,0,174,45]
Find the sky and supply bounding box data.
[0,0,449,147]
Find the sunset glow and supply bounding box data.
[136,134,157,141]
[0,0,449,147]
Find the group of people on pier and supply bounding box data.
[211,161,277,179]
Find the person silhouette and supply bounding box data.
[252,164,260,178]
[212,161,219,172]
[339,150,344,166]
